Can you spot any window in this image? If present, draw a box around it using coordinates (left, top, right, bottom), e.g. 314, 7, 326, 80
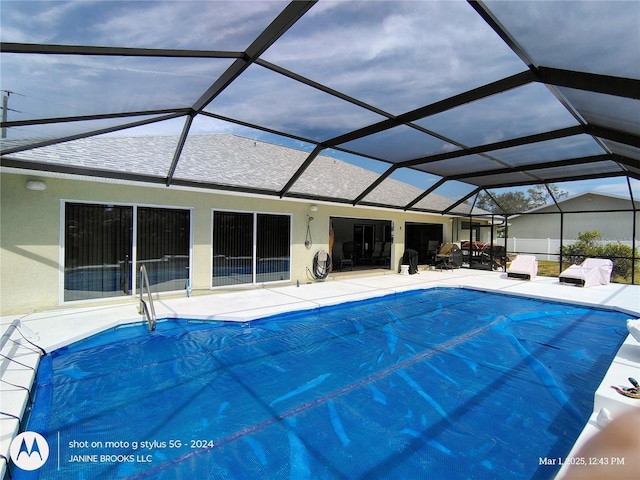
63, 203, 191, 301
212, 211, 291, 287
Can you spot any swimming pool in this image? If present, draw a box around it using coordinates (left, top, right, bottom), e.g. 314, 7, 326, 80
18, 288, 628, 479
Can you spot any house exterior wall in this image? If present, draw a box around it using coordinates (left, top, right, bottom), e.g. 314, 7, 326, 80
508, 195, 637, 241
1, 172, 449, 315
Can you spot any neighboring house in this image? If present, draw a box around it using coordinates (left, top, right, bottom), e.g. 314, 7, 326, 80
1, 134, 490, 315
507, 192, 638, 241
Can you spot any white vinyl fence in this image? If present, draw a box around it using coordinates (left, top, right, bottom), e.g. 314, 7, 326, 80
495, 238, 636, 261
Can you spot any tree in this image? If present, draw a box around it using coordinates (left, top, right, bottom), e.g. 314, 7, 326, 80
475, 184, 568, 214
527, 184, 568, 208
476, 191, 530, 214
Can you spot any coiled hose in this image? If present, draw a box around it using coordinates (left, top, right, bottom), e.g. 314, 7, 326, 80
312, 250, 332, 280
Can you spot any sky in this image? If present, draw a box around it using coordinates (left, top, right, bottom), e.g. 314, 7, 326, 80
1, 1, 638, 204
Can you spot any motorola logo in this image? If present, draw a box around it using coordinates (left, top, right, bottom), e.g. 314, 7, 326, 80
10, 432, 50, 471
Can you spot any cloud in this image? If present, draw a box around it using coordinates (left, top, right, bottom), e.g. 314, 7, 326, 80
560, 177, 633, 199
3, 1, 525, 134
90, 1, 287, 50
206, 64, 385, 140
0, 1, 88, 42
261, 1, 524, 115
484, 0, 640, 78
1, 51, 232, 121
1, 1, 288, 50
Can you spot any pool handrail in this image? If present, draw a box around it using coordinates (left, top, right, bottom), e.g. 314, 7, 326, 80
138, 265, 157, 331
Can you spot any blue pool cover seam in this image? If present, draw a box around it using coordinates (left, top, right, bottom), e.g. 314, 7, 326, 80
123, 315, 509, 480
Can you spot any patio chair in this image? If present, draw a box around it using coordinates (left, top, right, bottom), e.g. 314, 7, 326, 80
435, 243, 462, 270
426, 240, 440, 265
559, 258, 613, 287
372, 242, 384, 264
331, 241, 353, 271
379, 242, 391, 267
343, 241, 355, 264
506, 255, 538, 280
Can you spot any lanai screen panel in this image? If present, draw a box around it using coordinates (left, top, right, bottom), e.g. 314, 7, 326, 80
204, 64, 387, 143
484, 0, 640, 78
361, 168, 444, 209
261, 0, 526, 115
558, 88, 640, 136
0, 115, 180, 153
4, 127, 183, 178
175, 133, 311, 192
415, 83, 580, 148
603, 142, 640, 163
339, 125, 461, 163
485, 136, 607, 168
288, 153, 386, 202
416, 154, 506, 179
1, 54, 235, 119
0, 1, 289, 50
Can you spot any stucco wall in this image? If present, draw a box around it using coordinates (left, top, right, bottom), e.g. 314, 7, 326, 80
1, 172, 448, 315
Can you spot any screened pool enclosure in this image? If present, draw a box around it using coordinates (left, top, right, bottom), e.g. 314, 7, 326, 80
1, 1, 639, 285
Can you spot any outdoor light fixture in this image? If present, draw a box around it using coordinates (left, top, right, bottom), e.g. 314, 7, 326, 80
26, 180, 47, 191
310, 205, 318, 212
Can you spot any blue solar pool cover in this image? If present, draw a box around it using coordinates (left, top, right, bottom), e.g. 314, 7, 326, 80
18, 288, 629, 479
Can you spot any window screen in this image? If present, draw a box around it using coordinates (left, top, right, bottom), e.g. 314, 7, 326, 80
213, 211, 291, 286
64, 203, 133, 301
137, 207, 190, 293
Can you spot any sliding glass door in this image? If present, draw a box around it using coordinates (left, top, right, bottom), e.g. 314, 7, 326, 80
256, 214, 291, 283
64, 203, 191, 301
212, 211, 291, 287
64, 203, 133, 301
212, 211, 253, 286
137, 207, 190, 293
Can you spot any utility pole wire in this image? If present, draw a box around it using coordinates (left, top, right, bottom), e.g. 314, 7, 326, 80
1, 90, 24, 138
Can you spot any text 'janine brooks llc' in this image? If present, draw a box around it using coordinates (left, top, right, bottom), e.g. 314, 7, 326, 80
67, 438, 216, 464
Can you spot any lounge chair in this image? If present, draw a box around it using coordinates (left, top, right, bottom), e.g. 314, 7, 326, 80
559, 258, 613, 287
506, 255, 538, 280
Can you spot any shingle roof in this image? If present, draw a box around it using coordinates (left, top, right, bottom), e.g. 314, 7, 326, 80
513, 191, 639, 216
5, 133, 480, 215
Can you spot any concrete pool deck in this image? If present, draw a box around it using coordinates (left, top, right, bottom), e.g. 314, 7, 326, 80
2, 268, 639, 478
